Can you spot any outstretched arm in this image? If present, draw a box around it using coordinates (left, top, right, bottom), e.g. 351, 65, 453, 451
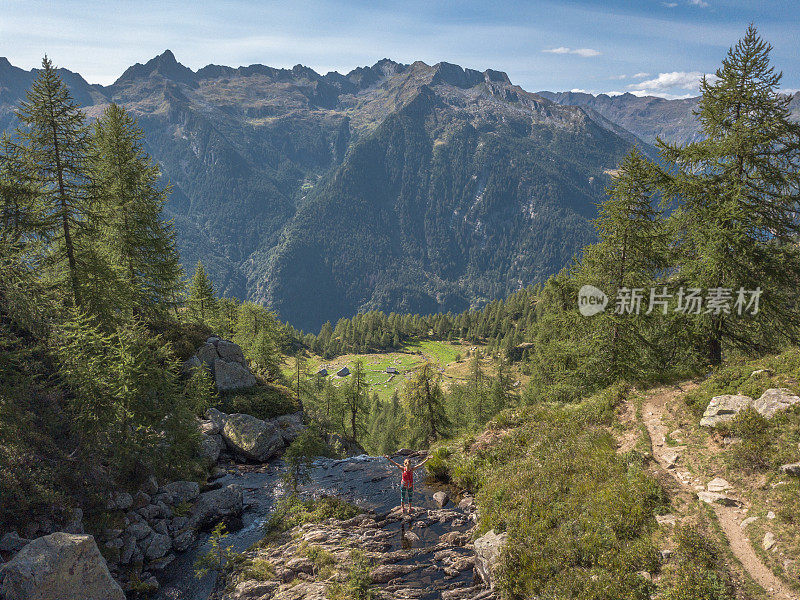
411, 455, 431, 471
384, 455, 403, 469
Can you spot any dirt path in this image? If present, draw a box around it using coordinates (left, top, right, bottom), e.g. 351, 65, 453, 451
642, 384, 798, 600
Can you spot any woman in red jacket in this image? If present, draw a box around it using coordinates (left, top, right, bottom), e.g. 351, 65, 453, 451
385, 454, 430, 514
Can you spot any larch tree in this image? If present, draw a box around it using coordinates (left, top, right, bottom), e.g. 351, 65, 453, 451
91, 103, 184, 319
13, 56, 94, 308
403, 362, 449, 445
659, 25, 800, 364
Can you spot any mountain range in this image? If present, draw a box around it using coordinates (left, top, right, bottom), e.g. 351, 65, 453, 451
4, 52, 795, 330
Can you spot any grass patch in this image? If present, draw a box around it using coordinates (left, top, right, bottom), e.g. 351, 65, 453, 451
428, 383, 668, 599
238, 557, 276, 581
262, 495, 361, 539
327, 549, 375, 600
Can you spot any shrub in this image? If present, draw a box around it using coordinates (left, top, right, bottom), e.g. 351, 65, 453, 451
217, 384, 300, 420
726, 407, 772, 472
327, 549, 374, 600
263, 496, 361, 538
660, 525, 735, 600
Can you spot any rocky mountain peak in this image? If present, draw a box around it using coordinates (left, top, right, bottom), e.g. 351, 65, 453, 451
114, 49, 196, 86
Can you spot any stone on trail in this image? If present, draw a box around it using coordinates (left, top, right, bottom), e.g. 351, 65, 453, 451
697, 491, 742, 507
433, 491, 450, 507
740, 516, 759, 528
706, 477, 730, 492
0, 533, 125, 600
700, 394, 754, 428
763, 531, 776, 551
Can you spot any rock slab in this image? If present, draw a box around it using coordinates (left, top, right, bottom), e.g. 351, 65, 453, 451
0, 533, 125, 600
473, 529, 507, 590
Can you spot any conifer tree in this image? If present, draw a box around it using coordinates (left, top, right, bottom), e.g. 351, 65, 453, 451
188, 261, 217, 323
13, 57, 94, 308
403, 362, 449, 445
91, 103, 184, 319
343, 361, 368, 442
579, 147, 666, 379
659, 25, 800, 363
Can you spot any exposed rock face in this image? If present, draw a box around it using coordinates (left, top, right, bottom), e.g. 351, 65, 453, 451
700, 395, 754, 428
187, 484, 244, 530
184, 338, 256, 392
199, 433, 226, 463
0, 533, 125, 600
473, 529, 508, 589
701, 389, 800, 427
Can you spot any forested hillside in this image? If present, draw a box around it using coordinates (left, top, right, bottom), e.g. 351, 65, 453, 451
1, 53, 642, 330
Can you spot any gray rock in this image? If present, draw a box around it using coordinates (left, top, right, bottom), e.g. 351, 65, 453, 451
142, 476, 159, 496
143, 532, 171, 560
370, 563, 418, 583
753, 388, 800, 418
0, 533, 125, 600
706, 477, 730, 492
780, 463, 800, 476
127, 522, 153, 541
199, 418, 220, 436
433, 491, 450, 507
458, 496, 475, 510
0, 531, 29, 554
697, 491, 742, 507
196, 342, 220, 372
216, 340, 247, 366
199, 433, 226, 464
214, 359, 257, 391
763, 531, 776, 551
187, 484, 244, 530
159, 480, 200, 505
741, 516, 759, 528
206, 407, 228, 431
181, 354, 202, 375
153, 520, 169, 536
172, 528, 197, 552
221, 412, 284, 461
700, 394, 754, 428
473, 529, 507, 590
132, 490, 151, 509
226, 581, 280, 600
120, 534, 136, 565
64, 508, 84, 534
275, 412, 306, 444
107, 491, 133, 511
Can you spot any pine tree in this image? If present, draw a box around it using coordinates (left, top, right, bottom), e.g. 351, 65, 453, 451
188, 261, 217, 323
403, 362, 449, 445
91, 103, 184, 319
659, 25, 800, 363
13, 57, 95, 309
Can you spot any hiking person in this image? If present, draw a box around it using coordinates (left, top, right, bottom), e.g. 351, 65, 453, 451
384, 453, 430, 514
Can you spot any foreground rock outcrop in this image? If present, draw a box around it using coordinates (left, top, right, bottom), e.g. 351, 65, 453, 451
203, 408, 305, 462
700, 388, 800, 428
473, 530, 508, 590
184, 337, 256, 391
0, 533, 125, 600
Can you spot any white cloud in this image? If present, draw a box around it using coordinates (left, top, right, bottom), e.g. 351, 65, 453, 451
610, 74, 627, 80
544, 47, 600, 57
570, 88, 590, 93
688, 0, 709, 7
632, 72, 650, 79
629, 71, 715, 92
662, 2, 678, 6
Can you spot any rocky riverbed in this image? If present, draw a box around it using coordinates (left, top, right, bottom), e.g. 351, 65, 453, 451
156, 453, 497, 600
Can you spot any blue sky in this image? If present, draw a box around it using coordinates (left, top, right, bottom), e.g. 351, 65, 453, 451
2, 0, 798, 97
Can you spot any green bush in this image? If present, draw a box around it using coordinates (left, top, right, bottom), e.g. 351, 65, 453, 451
661, 525, 735, 600
217, 384, 300, 420
726, 406, 772, 472
327, 549, 375, 600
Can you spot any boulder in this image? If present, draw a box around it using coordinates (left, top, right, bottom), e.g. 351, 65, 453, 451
275, 412, 306, 444
196, 342, 220, 372
753, 388, 800, 419
206, 407, 228, 432
199, 418, 220, 435
222, 413, 284, 461
763, 531, 776, 551
187, 484, 243, 530
216, 340, 247, 366
200, 433, 226, 464
172, 528, 197, 552
779, 463, 800, 476
181, 354, 202, 375
697, 491, 742, 507
127, 522, 154, 541
473, 529, 507, 589
0, 533, 125, 600
0, 531, 29, 554
700, 395, 754, 428
214, 359, 257, 392
143, 532, 171, 560
158, 481, 200, 506
226, 580, 280, 600
107, 491, 133, 511
433, 491, 450, 507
